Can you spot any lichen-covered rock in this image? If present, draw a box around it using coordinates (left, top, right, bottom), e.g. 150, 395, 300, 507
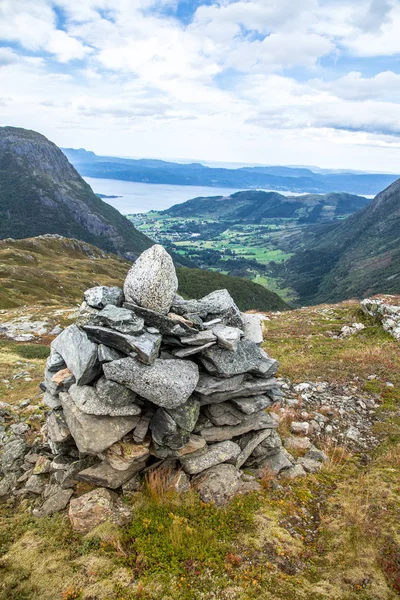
192, 464, 242, 505
103, 356, 199, 409
77, 460, 147, 489
68, 488, 131, 533
166, 397, 200, 432
180, 440, 240, 475
124, 245, 178, 314
51, 324, 101, 385
84, 286, 124, 309
197, 375, 278, 405
47, 410, 71, 443
200, 340, 279, 379
150, 409, 190, 450
230, 394, 273, 414
61, 392, 139, 454
101, 439, 150, 471
95, 376, 138, 407
205, 402, 245, 427
1, 437, 27, 472
69, 384, 141, 417
35, 488, 74, 516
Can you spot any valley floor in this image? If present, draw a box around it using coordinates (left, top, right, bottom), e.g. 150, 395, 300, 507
1, 300, 400, 600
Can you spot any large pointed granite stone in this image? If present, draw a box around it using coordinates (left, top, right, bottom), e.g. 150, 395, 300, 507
103, 356, 199, 409
124, 244, 178, 314
51, 324, 101, 385
60, 392, 139, 455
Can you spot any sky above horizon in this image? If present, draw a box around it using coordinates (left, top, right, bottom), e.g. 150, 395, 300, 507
1, 0, 400, 172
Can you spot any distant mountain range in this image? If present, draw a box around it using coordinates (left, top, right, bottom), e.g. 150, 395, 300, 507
164, 190, 370, 224
283, 178, 400, 304
63, 147, 399, 196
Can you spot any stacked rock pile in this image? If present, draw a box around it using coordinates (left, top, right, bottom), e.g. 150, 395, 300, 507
40, 245, 287, 506
361, 296, 400, 342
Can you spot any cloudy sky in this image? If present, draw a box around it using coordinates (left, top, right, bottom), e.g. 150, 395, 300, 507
1, 0, 400, 171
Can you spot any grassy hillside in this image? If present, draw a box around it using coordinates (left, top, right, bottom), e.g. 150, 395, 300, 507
0, 236, 288, 312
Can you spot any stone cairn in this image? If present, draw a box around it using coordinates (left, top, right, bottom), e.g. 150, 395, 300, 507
43, 244, 287, 508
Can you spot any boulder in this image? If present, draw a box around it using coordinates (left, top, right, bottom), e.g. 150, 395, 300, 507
61, 392, 139, 454
43, 391, 62, 409
166, 397, 200, 432
69, 384, 141, 417
25, 474, 45, 495
243, 430, 282, 466
230, 394, 273, 414
192, 464, 242, 505
35, 488, 74, 516
0, 473, 18, 497
150, 409, 190, 450
172, 289, 243, 327
200, 411, 277, 443
84, 286, 124, 309
180, 440, 241, 475
103, 356, 199, 409
200, 340, 279, 379
124, 245, 178, 314
257, 449, 294, 475
68, 488, 131, 533
242, 313, 264, 345
51, 324, 101, 385
78, 460, 147, 489
91, 304, 144, 334
1, 437, 27, 472
84, 326, 161, 365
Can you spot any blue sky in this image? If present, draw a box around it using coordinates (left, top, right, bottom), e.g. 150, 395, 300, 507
1, 0, 400, 171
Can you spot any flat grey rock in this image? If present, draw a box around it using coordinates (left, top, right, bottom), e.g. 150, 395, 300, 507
195, 373, 245, 396
95, 376, 138, 407
212, 324, 242, 351
98, 344, 124, 364
25, 474, 45, 495
205, 402, 246, 427
43, 391, 62, 409
103, 356, 199, 409
172, 342, 215, 358
235, 429, 272, 468
150, 434, 206, 459
132, 412, 153, 443
47, 410, 71, 443
56, 456, 97, 489
84, 286, 124, 309
197, 376, 279, 405
36, 488, 74, 516
78, 459, 147, 489
52, 324, 101, 385
180, 330, 216, 346
84, 326, 161, 365
242, 313, 264, 345
92, 304, 144, 334
0, 473, 17, 497
192, 463, 242, 505
124, 245, 178, 314
166, 397, 200, 432
280, 464, 306, 479
200, 339, 279, 379
61, 392, 139, 455
123, 302, 198, 336
150, 408, 190, 450
200, 411, 277, 443
69, 383, 141, 416
297, 457, 322, 473
258, 449, 294, 475
231, 394, 273, 414
172, 289, 244, 328
180, 440, 241, 475
242, 430, 282, 466
1, 438, 27, 472
46, 349, 66, 372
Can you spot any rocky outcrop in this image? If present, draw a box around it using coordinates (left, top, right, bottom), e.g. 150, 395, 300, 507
361, 296, 400, 341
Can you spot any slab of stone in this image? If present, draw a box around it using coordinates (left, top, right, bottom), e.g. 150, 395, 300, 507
290, 421, 310, 435
35, 488, 74, 516
91, 304, 144, 334
98, 344, 125, 364
197, 377, 279, 405
84, 326, 161, 365
212, 324, 242, 351
150, 409, 190, 450
200, 411, 277, 443
172, 342, 215, 358
180, 330, 216, 346
231, 394, 273, 414
46, 349, 66, 372
61, 392, 139, 455
78, 460, 146, 489
25, 474, 45, 495
69, 384, 141, 417
166, 397, 200, 432
132, 412, 153, 443
123, 302, 198, 336
235, 429, 272, 469
124, 245, 178, 314
56, 456, 98, 489
205, 402, 246, 427
43, 391, 62, 409
68, 488, 132, 533
280, 464, 306, 479
203, 318, 222, 329
180, 440, 240, 475
172, 289, 244, 328
52, 324, 101, 385
195, 373, 245, 396
1, 438, 27, 472
192, 464, 242, 505
0, 473, 17, 497
32, 456, 51, 475
243, 430, 282, 465
44, 367, 75, 396
168, 313, 195, 327
242, 313, 264, 345
297, 457, 323, 473
95, 376, 138, 407
258, 449, 294, 475
305, 447, 329, 463
285, 436, 312, 451
200, 340, 279, 379
151, 434, 206, 459
84, 286, 124, 309
103, 356, 199, 409
101, 439, 150, 471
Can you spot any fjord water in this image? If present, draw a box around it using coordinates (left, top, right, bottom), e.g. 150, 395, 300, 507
84, 176, 304, 214
84, 177, 245, 214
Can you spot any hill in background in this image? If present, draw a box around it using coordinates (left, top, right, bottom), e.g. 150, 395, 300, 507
0, 235, 288, 312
